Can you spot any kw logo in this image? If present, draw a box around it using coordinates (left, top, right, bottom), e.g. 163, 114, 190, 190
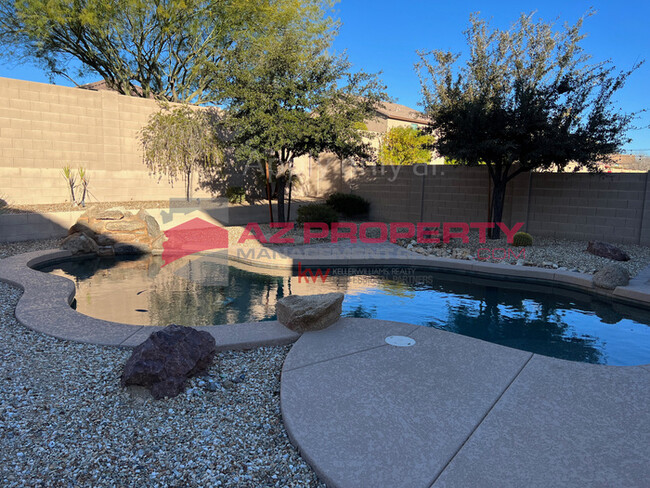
297, 262, 331, 283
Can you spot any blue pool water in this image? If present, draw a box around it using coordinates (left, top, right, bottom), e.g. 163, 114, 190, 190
39, 255, 650, 366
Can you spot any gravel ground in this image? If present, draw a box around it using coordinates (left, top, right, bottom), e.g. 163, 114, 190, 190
0, 200, 240, 215
225, 224, 650, 277
393, 233, 650, 277
0, 242, 325, 488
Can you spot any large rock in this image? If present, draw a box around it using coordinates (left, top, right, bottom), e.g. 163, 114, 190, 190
63, 207, 165, 255
587, 241, 630, 262
95, 208, 127, 220
121, 324, 216, 399
592, 264, 630, 290
61, 232, 100, 254
276, 293, 344, 333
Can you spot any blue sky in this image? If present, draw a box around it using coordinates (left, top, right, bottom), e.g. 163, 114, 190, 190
331, 0, 650, 153
1, 0, 648, 153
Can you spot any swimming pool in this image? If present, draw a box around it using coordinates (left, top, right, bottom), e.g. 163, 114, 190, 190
39, 254, 650, 366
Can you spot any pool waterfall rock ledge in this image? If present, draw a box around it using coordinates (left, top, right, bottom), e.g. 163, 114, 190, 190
63, 207, 165, 256
2, 242, 650, 351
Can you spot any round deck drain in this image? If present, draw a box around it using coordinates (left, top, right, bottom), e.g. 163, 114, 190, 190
385, 335, 416, 347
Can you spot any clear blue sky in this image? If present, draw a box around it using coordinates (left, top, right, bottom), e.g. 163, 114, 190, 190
1, 0, 648, 153
331, 0, 650, 154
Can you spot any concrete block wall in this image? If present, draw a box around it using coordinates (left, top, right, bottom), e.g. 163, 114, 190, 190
339, 165, 650, 245
420, 166, 488, 223
527, 173, 646, 243
0, 77, 211, 204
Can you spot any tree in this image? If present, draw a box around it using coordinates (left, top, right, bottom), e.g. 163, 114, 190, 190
220, 14, 387, 222
379, 126, 433, 165
417, 12, 642, 238
140, 105, 221, 200
0, 0, 326, 104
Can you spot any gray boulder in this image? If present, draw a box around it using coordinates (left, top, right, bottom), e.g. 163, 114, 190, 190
587, 241, 630, 262
592, 264, 630, 290
61, 232, 99, 254
121, 324, 216, 399
276, 293, 344, 333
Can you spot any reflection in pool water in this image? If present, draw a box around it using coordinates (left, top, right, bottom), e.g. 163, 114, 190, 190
39, 254, 650, 366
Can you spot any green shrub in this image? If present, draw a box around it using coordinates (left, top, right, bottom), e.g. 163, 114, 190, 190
325, 192, 370, 217
296, 203, 339, 227
512, 231, 533, 247
226, 186, 246, 204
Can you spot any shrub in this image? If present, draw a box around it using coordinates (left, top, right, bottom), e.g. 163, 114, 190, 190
296, 203, 339, 227
226, 186, 246, 204
512, 231, 533, 247
325, 192, 370, 217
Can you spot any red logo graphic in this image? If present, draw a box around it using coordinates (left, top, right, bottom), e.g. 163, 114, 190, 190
162, 218, 229, 266
297, 262, 331, 283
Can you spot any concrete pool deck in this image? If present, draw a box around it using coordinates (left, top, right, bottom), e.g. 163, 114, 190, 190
1, 244, 649, 487
283, 318, 650, 487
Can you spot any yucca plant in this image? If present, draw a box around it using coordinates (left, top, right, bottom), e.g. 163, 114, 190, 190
78, 167, 89, 207
62, 165, 76, 204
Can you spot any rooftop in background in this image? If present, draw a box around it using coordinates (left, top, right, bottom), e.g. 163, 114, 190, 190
375, 101, 428, 124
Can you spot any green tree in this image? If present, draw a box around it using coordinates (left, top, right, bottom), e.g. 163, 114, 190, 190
0, 0, 325, 103
140, 105, 221, 200
378, 126, 433, 165
417, 12, 642, 238
220, 13, 387, 222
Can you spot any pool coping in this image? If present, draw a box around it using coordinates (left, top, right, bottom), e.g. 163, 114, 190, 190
0, 244, 649, 362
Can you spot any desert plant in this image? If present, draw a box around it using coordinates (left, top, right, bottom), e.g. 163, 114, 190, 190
140, 105, 222, 201
296, 203, 339, 227
512, 232, 533, 247
62, 165, 76, 204
226, 186, 246, 204
78, 167, 89, 207
325, 192, 370, 217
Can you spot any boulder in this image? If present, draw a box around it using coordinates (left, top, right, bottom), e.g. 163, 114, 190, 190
587, 241, 630, 262
138, 209, 161, 236
61, 232, 100, 254
63, 207, 165, 255
276, 293, 344, 333
67, 222, 97, 240
592, 264, 630, 290
121, 324, 216, 399
95, 208, 126, 220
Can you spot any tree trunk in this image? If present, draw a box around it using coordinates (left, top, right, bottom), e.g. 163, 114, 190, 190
265, 160, 273, 223
287, 175, 293, 221
488, 179, 507, 239
287, 159, 294, 221
276, 173, 286, 223
185, 168, 193, 201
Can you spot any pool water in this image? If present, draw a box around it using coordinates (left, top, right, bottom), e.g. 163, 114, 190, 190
39, 254, 650, 366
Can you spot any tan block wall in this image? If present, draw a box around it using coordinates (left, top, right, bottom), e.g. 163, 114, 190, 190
304, 163, 650, 245
0, 77, 211, 204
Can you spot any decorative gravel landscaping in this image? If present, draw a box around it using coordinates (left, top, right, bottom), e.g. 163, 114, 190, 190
0, 241, 325, 488
394, 234, 650, 277
225, 224, 650, 277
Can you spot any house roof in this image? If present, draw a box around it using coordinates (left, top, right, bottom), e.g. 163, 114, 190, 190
376, 101, 429, 124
